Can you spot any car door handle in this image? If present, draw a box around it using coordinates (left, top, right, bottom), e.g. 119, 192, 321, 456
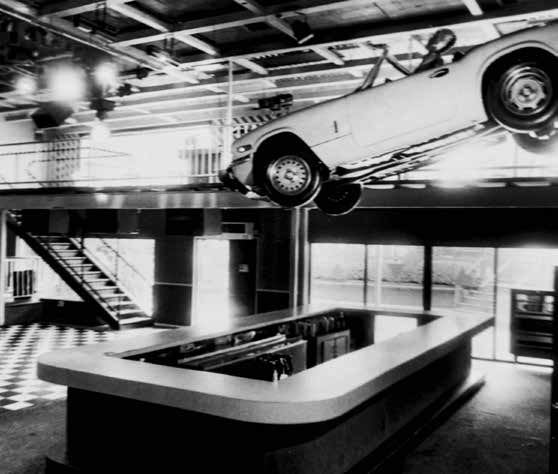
430, 68, 450, 78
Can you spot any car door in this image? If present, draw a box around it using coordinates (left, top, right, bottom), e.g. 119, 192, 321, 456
346, 65, 465, 154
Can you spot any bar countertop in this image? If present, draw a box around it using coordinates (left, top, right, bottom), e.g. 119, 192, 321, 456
38, 305, 492, 425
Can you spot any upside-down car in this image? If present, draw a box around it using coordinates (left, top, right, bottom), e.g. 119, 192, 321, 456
220, 22, 558, 215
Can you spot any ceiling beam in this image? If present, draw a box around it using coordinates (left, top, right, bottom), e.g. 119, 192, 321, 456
233, 58, 268, 75
41, 0, 126, 17
462, 0, 484, 16
0, 0, 201, 84
176, 0, 558, 68
103, 0, 267, 76
312, 46, 345, 66
111, 0, 365, 48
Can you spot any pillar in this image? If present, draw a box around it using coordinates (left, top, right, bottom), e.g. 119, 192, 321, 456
0, 210, 6, 326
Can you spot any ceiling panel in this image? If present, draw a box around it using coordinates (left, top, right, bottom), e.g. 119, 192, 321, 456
130, 0, 245, 22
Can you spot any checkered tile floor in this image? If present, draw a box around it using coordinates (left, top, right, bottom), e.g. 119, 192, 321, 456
0, 323, 116, 412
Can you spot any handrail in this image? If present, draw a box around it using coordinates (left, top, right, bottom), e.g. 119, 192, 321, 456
91, 237, 149, 286
69, 236, 151, 314
37, 236, 127, 315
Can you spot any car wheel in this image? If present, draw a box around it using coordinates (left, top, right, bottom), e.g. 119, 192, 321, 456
262, 151, 322, 208
513, 131, 558, 155
314, 183, 363, 216
485, 54, 558, 132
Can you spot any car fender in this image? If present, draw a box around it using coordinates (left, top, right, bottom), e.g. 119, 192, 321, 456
251, 126, 302, 151
475, 38, 558, 100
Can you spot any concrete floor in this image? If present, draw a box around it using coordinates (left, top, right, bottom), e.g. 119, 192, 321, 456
401, 360, 551, 474
0, 360, 551, 474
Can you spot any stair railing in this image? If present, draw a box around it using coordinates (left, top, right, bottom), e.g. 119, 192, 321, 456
35, 236, 124, 314
71, 237, 152, 315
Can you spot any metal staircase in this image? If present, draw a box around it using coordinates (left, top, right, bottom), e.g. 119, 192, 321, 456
8, 218, 152, 329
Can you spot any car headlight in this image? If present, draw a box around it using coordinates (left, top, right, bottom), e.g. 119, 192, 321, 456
236, 144, 252, 153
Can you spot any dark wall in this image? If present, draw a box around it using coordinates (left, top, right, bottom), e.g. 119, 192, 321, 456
153, 237, 194, 326
309, 208, 558, 247
18, 208, 294, 323
223, 210, 292, 313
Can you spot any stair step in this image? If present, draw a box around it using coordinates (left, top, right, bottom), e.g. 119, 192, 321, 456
88, 282, 116, 288
99, 292, 126, 298
105, 300, 135, 307
118, 316, 153, 328
86, 278, 112, 284
118, 308, 143, 316
93, 286, 121, 293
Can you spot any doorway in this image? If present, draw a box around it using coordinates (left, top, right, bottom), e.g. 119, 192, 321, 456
193, 238, 257, 329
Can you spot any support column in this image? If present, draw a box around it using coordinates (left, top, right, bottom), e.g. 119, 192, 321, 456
289, 209, 300, 308
222, 60, 234, 168
0, 210, 6, 326
423, 245, 433, 311
289, 209, 310, 308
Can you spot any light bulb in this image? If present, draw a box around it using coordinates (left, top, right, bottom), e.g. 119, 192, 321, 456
94, 62, 118, 89
15, 76, 37, 95
48, 65, 86, 102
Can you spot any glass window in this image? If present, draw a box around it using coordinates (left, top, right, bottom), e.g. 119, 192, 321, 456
310, 244, 365, 306
370, 245, 424, 308
432, 247, 495, 358
374, 315, 418, 343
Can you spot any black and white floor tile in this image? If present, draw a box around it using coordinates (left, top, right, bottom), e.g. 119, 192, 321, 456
0, 324, 115, 412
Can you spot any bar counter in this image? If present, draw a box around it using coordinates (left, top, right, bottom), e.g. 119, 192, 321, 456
38, 305, 492, 473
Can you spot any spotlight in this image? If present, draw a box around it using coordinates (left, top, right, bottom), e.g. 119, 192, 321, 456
90, 118, 111, 141
94, 62, 118, 89
292, 19, 314, 45
89, 97, 115, 120
15, 76, 37, 95
135, 67, 149, 80
48, 65, 86, 102
117, 83, 137, 97
257, 93, 293, 111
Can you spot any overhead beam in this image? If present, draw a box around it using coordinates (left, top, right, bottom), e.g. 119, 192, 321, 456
462, 0, 484, 16
312, 46, 345, 66
233, 58, 268, 75
0, 0, 201, 84
108, 2, 168, 31
176, 0, 558, 68
104, 0, 266, 76
112, 0, 364, 47
41, 0, 125, 17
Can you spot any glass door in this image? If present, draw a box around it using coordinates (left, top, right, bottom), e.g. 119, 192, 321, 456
193, 239, 230, 329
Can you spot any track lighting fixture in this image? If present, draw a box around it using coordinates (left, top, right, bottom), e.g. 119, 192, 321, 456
292, 19, 314, 45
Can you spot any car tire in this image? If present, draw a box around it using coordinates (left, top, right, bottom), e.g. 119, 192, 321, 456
262, 150, 322, 208
314, 183, 363, 216
485, 52, 558, 133
513, 131, 558, 155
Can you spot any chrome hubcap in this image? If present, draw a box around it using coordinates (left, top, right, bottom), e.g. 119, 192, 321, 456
267, 155, 311, 195
501, 65, 552, 116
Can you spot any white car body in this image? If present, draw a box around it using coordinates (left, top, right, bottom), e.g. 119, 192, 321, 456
225, 22, 558, 194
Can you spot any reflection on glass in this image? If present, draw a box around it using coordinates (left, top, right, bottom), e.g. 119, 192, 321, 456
310, 244, 365, 306
369, 245, 423, 308
374, 315, 418, 343
432, 247, 495, 358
